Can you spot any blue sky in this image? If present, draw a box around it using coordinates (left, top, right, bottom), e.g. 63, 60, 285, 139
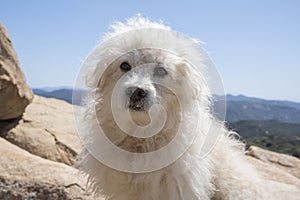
1, 1, 299, 101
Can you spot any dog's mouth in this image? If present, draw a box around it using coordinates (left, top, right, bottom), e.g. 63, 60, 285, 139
128, 100, 147, 111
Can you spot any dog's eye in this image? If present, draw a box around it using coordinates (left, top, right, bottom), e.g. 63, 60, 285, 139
120, 62, 132, 72
154, 66, 168, 77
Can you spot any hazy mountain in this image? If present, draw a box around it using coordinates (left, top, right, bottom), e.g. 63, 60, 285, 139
224, 95, 300, 124
226, 94, 300, 111
36, 86, 73, 92
32, 88, 86, 105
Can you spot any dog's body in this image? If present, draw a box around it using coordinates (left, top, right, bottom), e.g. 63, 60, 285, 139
77, 16, 299, 199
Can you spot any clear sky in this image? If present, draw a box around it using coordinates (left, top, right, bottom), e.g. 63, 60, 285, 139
1, 0, 299, 102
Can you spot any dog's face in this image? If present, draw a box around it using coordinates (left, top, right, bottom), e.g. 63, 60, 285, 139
93, 48, 200, 152
97, 49, 194, 125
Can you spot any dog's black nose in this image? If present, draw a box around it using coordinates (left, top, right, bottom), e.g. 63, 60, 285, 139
127, 87, 148, 111
131, 87, 147, 100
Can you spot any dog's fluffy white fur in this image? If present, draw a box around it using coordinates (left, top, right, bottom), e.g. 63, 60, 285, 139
77, 16, 299, 200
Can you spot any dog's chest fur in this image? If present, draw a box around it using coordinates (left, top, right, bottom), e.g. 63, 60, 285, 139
81, 144, 215, 200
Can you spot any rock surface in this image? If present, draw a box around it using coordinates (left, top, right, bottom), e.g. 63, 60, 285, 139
0, 137, 97, 200
248, 145, 300, 179
246, 156, 300, 188
0, 22, 33, 120
0, 95, 82, 166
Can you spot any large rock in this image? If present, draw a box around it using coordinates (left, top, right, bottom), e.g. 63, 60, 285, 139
0, 22, 33, 120
0, 95, 82, 166
248, 145, 300, 179
0, 137, 99, 200
246, 156, 300, 188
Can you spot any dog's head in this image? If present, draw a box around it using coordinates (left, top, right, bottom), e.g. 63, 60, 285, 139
80, 16, 215, 153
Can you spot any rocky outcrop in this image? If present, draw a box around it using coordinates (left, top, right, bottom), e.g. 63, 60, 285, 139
247, 145, 300, 179
0, 137, 97, 200
0, 22, 99, 199
0, 22, 33, 120
0, 95, 82, 166
246, 156, 300, 188
0, 95, 104, 199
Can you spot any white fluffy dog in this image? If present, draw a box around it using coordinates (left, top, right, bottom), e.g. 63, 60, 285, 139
76, 16, 299, 200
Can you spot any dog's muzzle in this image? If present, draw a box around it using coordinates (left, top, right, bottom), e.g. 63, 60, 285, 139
127, 87, 148, 111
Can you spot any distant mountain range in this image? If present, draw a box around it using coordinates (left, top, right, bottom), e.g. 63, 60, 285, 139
32, 88, 86, 106
225, 94, 300, 124
32, 88, 300, 158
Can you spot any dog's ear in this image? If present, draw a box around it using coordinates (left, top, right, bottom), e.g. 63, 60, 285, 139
97, 77, 105, 89
97, 63, 119, 90
175, 61, 190, 77
175, 61, 208, 101
97, 74, 106, 89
